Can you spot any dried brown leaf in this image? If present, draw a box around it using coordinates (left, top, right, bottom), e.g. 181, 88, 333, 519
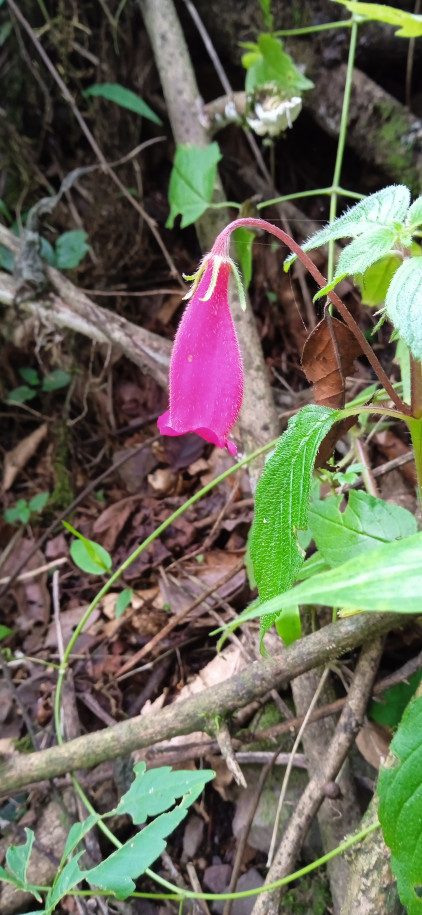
302, 316, 362, 409
3, 423, 48, 491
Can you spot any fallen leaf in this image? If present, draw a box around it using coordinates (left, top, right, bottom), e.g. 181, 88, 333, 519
3, 423, 48, 491
302, 316, 361, 408
356, 718, 391, 769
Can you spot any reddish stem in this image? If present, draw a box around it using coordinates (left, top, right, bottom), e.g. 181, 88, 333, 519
214, 218, 411, 417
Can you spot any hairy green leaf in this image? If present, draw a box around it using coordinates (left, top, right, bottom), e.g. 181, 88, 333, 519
334, 227, 397, 280
285, 185, 410, 268
308, 490, 417, 567
407, 195, 422, 229
233, 226, 255, 288
166, 143, 222, 229
83, 82, 162, 125
242, 531, 422, 621
249, 404, 341, 640
333, 0, 422, 37
356, 253, 401, 306
385, 257, 422, 362
378, 695, 422, 913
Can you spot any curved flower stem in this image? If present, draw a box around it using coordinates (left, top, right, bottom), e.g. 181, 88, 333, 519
213, 216, 411, 417
53, 437, 278, 743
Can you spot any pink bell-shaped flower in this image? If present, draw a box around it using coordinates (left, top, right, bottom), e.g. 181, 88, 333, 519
158, 255, 243, 455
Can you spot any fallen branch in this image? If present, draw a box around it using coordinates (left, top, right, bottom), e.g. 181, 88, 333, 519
0, 613, 403, 795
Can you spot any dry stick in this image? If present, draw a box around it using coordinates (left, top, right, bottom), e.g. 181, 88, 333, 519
0, 435, 160, 600
0, 613, 403, 795
6, 0, 182, 283
250, 636, 385, 915
117, 558, 245, 677
267, 667, 330, 868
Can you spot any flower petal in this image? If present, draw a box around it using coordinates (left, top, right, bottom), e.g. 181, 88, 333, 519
158, 258, 243, 453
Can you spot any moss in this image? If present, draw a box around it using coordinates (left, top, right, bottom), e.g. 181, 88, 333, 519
282, 871, 331, 914
49, 422, 74, 511
370, 100, 420, 193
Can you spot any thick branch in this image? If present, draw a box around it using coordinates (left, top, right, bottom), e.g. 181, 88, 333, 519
0, 613, 403, 795
0, 224, 171, 389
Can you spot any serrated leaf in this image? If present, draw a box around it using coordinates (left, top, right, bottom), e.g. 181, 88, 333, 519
6, 828, 34, 886
378, 695, 422, 913
244, 33, 313, 94
407, 195, 422, 229
233, 226, 255, 288
356, 253, 401, 306
385, 257, 422, 361
249, 404, 341, 640
166, 142, 222, 229
308, 490, 417, 567
70, 539, 112, 575
285, 186, 410, 268
42, 369, 71, 392
83, 82, 162, 125
55, 230, 90, 270
241, 531, 422, 623
115, 588, 133, 618
333, 227, 397, 281
333, 1, 422, 37
115, 762, 214, 824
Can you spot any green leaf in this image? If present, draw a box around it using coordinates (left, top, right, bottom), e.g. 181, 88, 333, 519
70, 539, 112, 575
333, 227, 397, 282
83, 82, 162, 125
308, 490, 417, 567
285, 185, 410, 268
6, 828, 34, 886
385, 257, 422, 362
40, 236, 57, 266
166, 142, 222, 229
241, 531, 422, 623
55, 230, 90, 269
42, 369, 71, 392
45, 853, 85, 910
258, 0, 274, 30
333, 1, 422, 37
0, 244, 14, 271
395, 337, 411, 404
6, 385, 38, 404
115, 588, 133, 618
63, 814, 100, 859
378, 695, 422, 913
28, 492, 49, 513
407, 195, 422, 229
64, 522, 112, 574
4, 500, 31, 524
295, 552, 330, 581
115, 761, 214, 823
370, 668, 422, 728
249, 404, 341, 640
355, 253, 401, 306
19, 367, 39, 386
244, 33, 313, 94
275, 604, 301, 645
233, 226, 255, 288
0, 624, 13, 640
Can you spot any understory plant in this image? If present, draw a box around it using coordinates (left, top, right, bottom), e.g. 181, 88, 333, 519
3, 1, 422, 913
